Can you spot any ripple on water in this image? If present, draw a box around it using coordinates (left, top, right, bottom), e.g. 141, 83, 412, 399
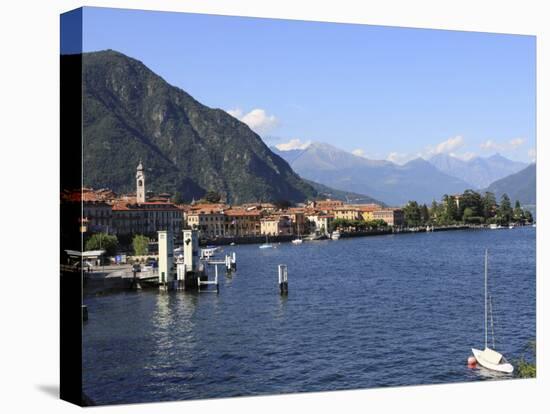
83, 228, 536, 404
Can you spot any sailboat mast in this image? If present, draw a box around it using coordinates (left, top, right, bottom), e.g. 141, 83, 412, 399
485, 249, 488, 349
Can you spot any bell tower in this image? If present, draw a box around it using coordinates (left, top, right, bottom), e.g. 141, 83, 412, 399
136, 161, 146, 203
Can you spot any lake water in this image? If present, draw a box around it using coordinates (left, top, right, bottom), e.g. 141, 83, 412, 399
83, 227, 536, 405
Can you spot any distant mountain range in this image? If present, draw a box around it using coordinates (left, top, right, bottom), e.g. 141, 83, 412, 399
428, 153, 527, 189
272, 143, 473, 205
484, 163, 536, 205
79, 50, 319, 204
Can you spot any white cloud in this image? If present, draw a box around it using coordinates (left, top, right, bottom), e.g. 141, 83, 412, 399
275, 139, 311, 151
226, 107, 279, 134
480, 137, 525, 152
425, 135, 465, 157
386, 135, 466, 165
351, 148, 366, 157
226, 108, 243, 118
450, 151, 478, 161
386, 152, 419, 164
528, 147, 536, 161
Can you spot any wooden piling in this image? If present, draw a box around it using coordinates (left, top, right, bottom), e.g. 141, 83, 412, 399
82, 305, 88, 322
278, 264, 288, 295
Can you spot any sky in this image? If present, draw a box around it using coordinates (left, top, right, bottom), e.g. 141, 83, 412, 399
80, 7, 536, 164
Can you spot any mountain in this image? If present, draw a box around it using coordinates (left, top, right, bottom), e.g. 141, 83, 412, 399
79, 50, 317, 204
303, 179, 385, 206
429, 153, 528, 188
273, 143, 471, 205
484, 163, 536, 205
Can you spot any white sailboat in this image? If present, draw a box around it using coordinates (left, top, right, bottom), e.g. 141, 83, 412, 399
471, 249, 514, 374
259, 235, 273, 249
292, 227, 303, 244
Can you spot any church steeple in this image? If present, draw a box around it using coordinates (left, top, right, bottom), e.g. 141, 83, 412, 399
136, 160, 145, 203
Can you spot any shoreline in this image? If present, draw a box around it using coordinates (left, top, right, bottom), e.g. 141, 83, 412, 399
198, 224, 532, 246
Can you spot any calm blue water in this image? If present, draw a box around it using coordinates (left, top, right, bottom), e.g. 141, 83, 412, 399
83, 227, 536, 405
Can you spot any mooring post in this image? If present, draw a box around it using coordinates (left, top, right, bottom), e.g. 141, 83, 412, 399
82, 305, 88, 322
232, 252, 237, 271
215, 264, 219, 293
278, 264, 288, 295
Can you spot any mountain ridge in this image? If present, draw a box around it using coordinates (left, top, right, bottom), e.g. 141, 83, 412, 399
80, 50, 319, 204
272, 144, 472, 205
484, 163, 536, 205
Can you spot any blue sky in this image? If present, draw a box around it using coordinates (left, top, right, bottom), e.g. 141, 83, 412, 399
81, 7, 536, 164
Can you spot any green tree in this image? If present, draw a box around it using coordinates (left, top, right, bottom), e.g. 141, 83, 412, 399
442, 194, 458, 224
403, 201, 422, 227
132, 234, 149, 256
460, 190, 483, 218
499, 193, 513, 224
513, 200, 525, 222
420, 204, 430, 225
515, 340, 536, 379
204, 191, 221, 203
462, 207, 474, 222
482, 192, 497, 221
524, 210, 534, 223
172, 191, 183, 204
85, 233, 118, 256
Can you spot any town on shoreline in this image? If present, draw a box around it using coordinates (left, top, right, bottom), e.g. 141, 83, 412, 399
62, 162, 535, 261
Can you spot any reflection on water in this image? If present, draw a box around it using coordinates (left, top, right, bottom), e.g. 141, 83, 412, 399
83, 228, 535, 405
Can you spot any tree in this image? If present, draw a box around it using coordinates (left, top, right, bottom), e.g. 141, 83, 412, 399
85, 233, 118, 256
462, 207, 474, 222
482, 192, 497, 221
132, 234, 149, 256
420, 204, 430, 225
515, 340, 536, 378
274, 199, 292, 210
460, 190, 483, 218
513, 200, 525, 222
403, 201, 422, 227
172, 191, 183, 204
499, 193, 513, 224
442, 194, 458, 224
204, 191, 221, 203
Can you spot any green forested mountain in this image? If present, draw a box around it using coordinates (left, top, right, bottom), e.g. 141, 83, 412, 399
79, 50, 317, 204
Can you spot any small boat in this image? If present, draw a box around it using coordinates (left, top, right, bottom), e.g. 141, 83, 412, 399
259, 235, 273, 249
331, 231, 341, 240
508, 224, 514, 229
200, 246, 219, 259
292, 229, 303, 244
471, 249, 514, 374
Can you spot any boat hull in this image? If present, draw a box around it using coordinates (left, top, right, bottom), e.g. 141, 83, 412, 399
472, 348, 514, 374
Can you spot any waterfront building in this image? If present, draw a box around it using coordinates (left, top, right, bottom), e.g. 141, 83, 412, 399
83, 201, 113, 233
306, 213, 334, 235
333, 207, 362, 221
356, 204, 382, 221
286, 208, 307, 235
112, 201, 183, 236
224, 208, 262, 236
261, 215, 292, 236
186, 207, 226, 238
372, 208, 405, 226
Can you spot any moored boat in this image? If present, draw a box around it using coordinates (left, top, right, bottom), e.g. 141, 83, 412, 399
470, 249, 514, 374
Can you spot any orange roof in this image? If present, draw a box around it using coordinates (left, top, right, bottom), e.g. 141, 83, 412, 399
224, 208, 261, 217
